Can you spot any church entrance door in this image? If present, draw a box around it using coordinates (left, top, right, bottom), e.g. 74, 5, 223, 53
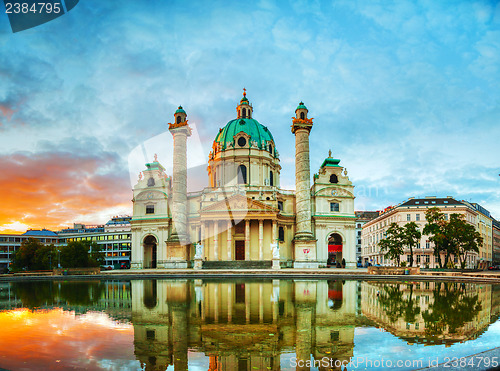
235, 240, 245, 260
144, 235, 157, 269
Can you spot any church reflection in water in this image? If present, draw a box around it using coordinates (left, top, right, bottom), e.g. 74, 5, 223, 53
132, 279, 358, 371
1, 278, 498, 370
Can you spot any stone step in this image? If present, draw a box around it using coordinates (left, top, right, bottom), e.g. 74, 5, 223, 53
202, 260, 272, 269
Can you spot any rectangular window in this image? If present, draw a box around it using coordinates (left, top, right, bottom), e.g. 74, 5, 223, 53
444, 214, 448, 220
407, 214, 411, 221
417, 255, 421, 263
425, 255, 430, 263
146, 205, 155, 214
407, 255, 411, 263
330, 202, 339, 212
416, 214, 420, 221
426, 241, 430, 249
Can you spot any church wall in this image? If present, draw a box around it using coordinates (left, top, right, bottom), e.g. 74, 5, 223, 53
263, 221, 272, 260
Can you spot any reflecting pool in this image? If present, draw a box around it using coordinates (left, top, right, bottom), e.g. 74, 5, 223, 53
0, 279, 499, 370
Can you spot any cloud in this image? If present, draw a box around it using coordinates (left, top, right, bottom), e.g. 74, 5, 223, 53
1, 0, 500, 228
0, 149, 131, 233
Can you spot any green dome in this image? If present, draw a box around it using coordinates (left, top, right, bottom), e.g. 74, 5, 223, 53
175, 106, 186, 114
214, 118, 275, 151
296, 102, 307, 111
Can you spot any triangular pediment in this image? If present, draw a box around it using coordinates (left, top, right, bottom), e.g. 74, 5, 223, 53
200, 194, 276, 214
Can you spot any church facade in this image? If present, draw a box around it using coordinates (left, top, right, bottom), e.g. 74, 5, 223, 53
130, 92, 356, 269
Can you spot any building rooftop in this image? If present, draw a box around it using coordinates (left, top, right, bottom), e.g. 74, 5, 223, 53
22, 229, 58, 237
399, 197, 463, 207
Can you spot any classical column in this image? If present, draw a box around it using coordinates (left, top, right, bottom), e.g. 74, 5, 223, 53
291, 102, 318, 268
245, 284, 250, 323
272, 220, 277, 244
259, 219, 264, 260
259, 283, 263, 323
201, 222, 206, 250
213, 221, 219, 261
245, 219, 250, 260
214, 284, 219, 323
228, 284, 233, 323
227, 220, 232, 260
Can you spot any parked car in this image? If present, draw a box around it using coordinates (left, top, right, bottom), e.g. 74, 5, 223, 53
101, 265, 114, 270
487, 265, 500, 270
120, 261, 130, 269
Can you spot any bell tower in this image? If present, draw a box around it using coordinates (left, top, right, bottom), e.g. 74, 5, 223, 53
291, 102, 318, 268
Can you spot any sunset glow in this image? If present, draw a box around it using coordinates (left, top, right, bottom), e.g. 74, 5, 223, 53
0, 308, 136, 370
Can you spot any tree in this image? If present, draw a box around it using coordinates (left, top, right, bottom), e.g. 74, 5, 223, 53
424, 208, 482, 270
10, 238, 56, 271
60, 240, 103, 268
423, 207, 447, 268
446, 214, 482, 269
379, 223, 405, 266
403, 222, 422, 267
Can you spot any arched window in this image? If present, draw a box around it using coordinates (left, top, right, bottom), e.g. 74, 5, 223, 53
278, 226, 285, 241
268, 144, 273, 153
270, 171, 274, 186
237, 165, 247, 184
176, 115, 181, 124
147, 177, 155, 187
330, 174, 338, 184
300, 112, 305, 119
242, 108, 246, 118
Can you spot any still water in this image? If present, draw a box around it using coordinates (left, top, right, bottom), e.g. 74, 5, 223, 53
0, 279, 499, 371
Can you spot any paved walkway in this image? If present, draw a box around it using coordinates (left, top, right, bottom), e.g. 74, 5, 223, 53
2, 268, 500, 282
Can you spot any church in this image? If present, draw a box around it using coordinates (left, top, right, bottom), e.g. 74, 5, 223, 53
130, 91, 357, 269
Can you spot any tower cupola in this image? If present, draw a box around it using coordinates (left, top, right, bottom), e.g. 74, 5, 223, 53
237, 88, 253, 119
295, 101, 308, 120
172, 106, 187, 127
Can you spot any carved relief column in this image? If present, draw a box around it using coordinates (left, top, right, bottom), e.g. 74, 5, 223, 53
166, 106, 191, 268
259, 219, 264, 260
291, 102, 318, 268
245, 219, 250, 260
227, 220, 232, 260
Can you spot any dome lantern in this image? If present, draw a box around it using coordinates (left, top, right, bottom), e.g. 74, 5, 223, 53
237, 88, 253, 119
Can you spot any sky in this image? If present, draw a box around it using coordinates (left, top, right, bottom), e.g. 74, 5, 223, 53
1, 0, 500, 233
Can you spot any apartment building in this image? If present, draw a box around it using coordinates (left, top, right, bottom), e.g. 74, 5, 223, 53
361, 197, 479, 268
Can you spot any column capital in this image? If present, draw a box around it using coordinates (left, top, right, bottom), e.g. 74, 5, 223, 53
291, 117, 313, 134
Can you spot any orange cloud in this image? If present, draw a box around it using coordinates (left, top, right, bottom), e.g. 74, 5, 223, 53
0, 309, 136, 370
0, 152, 132, 233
